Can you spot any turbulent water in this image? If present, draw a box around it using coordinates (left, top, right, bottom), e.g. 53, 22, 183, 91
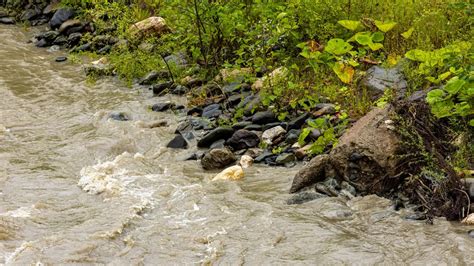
1, 25, 473, 265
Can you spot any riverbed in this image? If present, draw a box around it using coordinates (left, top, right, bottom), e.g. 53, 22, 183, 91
1, 25, 473, 265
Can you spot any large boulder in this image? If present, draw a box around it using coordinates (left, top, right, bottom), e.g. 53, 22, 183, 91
290, 106, 401, 194
129, 16, 169, 38
201, 148, 236, 170
361, 66, 407, 100
49, 8, 75, 29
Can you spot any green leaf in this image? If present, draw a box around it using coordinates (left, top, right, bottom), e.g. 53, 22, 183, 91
374, 21, 397, 32
324, 38, 353, 55
469, 119, 474, 127
354, 32, 372, 46
371, 32, 385, 42
338, 20, 362, 31
426, 89, 445, 104
368, 42, 384, 51
332, 62, 355, 84
444, 77, 466, 95
401, 27, 414, 39
405, 49, 429, 62
276, 12, 287, 20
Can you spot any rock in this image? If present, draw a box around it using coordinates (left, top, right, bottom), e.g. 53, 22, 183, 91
37, 30, 59, 43
227, 93, 248, 107
109, 112, 130, 121
232, 121, 252, 130
139, 71, 160, 85
210, 139, 226, 149
47, 45, 60, 52
464, 178, 474, 199
55, 56, 67, 62
53, 35, 67, 45
362, 66, 408, 100
151, 81, 174, 95
263, 122, 283, 131
20, 8, 41, 21
315, 178, 340, 196
241, 94, 261, 116
0, 17, 14, 24
35, 39, 48, 47
469, 230, 474, 238
67, 32, 82, 46
276, 153, 296, 166
202, 104, 222, 119
187, 107, 203, 116
239, 155, 254, 169
58, 19, 81, 34
223, 82, 241, 94
49, 8, 75, 29
226, 129, 260, 150
245, 148, 263, 159
151, 102, 174, 112
201, 148, 236, 170
288, 113, 309, 130
286, 129, 301, 144
290, 154, 330, 193
251, 67, 288, 91
197, 127, 234, 148
164, 53, 187, 66
244, 124, 262, 131
462, 213, 474, 225
129, 16, 169, 38
254, 150, 273, 163
83, 61, 112, 76
312, 103, 336, 117
262, 126, 286, 145
171, 85, 188, 95
97, 45, 112, 54
287, 191, 326, 205
72, 42, 91, 52
295, 144, 312, 160
215, 68, 252, 83
308, 128, 321, 141
137, 120, 168, 128
166, 134, 188, 149
212, 165, 244, 181
43, 2, 59, 16
181, 76, 203, 88
252, 111, 277, 125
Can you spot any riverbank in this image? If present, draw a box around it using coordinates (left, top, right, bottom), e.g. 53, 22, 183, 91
1, 0, 473, 222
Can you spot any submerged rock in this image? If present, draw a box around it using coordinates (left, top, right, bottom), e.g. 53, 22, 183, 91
109, 112, 130, 121
201, 148, 236, 170
287, 191, 326, 205
212, 165, 244, 181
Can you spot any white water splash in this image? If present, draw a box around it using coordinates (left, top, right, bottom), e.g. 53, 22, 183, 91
0, 206, 33, 218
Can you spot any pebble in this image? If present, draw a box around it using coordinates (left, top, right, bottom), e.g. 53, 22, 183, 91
55, 56, 67, 62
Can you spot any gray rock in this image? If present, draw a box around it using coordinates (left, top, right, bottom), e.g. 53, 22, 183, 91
312, 103, 336, 117
262, 126, 286, 145
35, 38, 49, 47
232, 121, 252, 130
55, 56, 67, 62
287, 191, 326, 205
67, 32, 82, 46
464, 178, 474, 199
276, 153, 296, 165
167, 134, 188, 149
468, 230, 474, 238
139, 71, 160, 85
151, 102, 174, 112
49, 8, 75, 29
20, 8, 40, 21
226, 129, 260, 150
109, 112, 130, 121
0, 17, 14, 24
197, 127, 234, 148
223, 82, 241, 94
58, 19, 82, 34
286, 129, 301, 144
202, 104, 222, 119
151, 81, 174, 95
288, 113, 309, 130
244, 124, 262, 131
290, 154, 330, 193
252, 111, 277, 125
53, 35, 67, 45
254, 150, 273, 163
164, 53, 187, 66
171, 85, 188, 95
362, 66, 407, 100
210, 139, 226, 149
201, 148, 236, 170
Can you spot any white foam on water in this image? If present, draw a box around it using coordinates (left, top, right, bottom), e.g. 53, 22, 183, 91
0, 206, 33, 218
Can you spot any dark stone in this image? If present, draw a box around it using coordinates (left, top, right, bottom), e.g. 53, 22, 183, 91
43, 2, 58, 16
276, 153, 296, 165
73, 42, 91, 52
38, 31, 59, 43
232, 121, 252, 130
139, 71, 160, 85
341, 181, 357, 196
58, 19, 82, 34
151, 81, 174, 95
210, 139, 226, 149
49, 8, 75, 29
187, 107, 203, 116
243, 95, 262, 116
55, 56, 67, 62
67, 32, 82, 46
244, 124, 262, 131
166, 134, 188, 149
64, 25, 84, 36
226, 129, 260, 150
171, 85, 188, 95
109, 112, 130, 121
202, 104, 222, 119
312, 103, 336, 117
252, 111, 277, 125
408, 90, 426, 103
35, 39, 49, 47
227, 93, 248, 107
308, 129, 321, 141
404, 212, 427, 221
30, 18, 49, 26
287, 191, 326, 205
0, 17, 14, 24
52, 35, 67, 45
97, 45, 111, 54
223, 82, 241, 94
20, 8, 41, 21
254, 150, 273, 163
290, 154, 330, 193
197, 127, 234, 148
286, 129, 301, 144
201, 148, 236, 170
288, 113, 309, 130
263, 122, 282, 131
468, 230, 474, 238
152, 102, 175, 112
264, 155, 278, 165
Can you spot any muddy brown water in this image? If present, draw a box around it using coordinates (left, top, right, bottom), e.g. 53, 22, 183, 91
1, 25, 473, 265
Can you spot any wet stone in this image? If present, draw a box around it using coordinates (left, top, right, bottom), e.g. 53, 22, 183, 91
197, 127, 234, 148
287, 191, 326, 205
201, 148, 236, 170
0, 17, 15, 24
288, 113, 309, 130
210, 139, 226, 149
109, 112, 130, 121
55, 56, 67, 62
167, 134, 188, 149
252, 111, 277, 125
152, 102, 175, 112
202, 104, 222, 119
276, 153, 296, 166
226, 129, 260, 150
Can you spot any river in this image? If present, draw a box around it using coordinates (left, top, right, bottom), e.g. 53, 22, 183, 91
0, 25, 473, 265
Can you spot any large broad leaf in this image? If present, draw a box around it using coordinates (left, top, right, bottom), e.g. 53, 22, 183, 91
401, 27, 414, 39
354, 32, 372, 46
332, 62, 354, 84
426, 89, 446, 104
324, 38, 353, 55
368, 42, 384, 51
371, 32, 385, 42
338, 20, 362, 31
405, 49, 430, 62
374, 21, 397, 32
444, 77, 466, 95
